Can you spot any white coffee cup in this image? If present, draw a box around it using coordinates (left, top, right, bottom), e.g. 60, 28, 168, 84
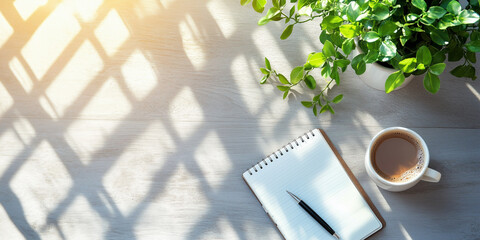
365, 127, 441, 192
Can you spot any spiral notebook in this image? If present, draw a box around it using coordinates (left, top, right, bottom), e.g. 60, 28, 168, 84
243, 129, 385, 240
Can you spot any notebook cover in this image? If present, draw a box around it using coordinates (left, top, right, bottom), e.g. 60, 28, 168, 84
242, 128, 385, 239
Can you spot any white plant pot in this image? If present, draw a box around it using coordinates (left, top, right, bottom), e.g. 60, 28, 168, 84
353, 47, 414, 92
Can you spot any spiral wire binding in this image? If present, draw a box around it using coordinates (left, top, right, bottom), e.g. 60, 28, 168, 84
247, 129, 317, 175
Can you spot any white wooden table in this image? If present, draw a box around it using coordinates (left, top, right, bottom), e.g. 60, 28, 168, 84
0, 0, 479, 239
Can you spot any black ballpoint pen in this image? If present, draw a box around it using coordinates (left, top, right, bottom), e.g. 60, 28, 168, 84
287, 190, 340, 239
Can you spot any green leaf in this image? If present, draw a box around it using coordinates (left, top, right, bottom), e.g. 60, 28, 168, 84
304, 75, 316, 89
416, 46, 432, 65
412, 0, 427, 11
427, 6, 447, 19
430, 29, 449, 45
347, 2, 360, 22
466, 51, 477, 63
332, 94, 343, 103
289, 5, 295, 17
438, 14, 455, 29
323, 40, 335, 57
417, 63, 426, 70
252, 0, 267, 13
265, 7, 281, 19
448, 46, 464, 61
429, 63, 446, 75
406, 13, 420, 21
303, 62, 313, 70
447, 1, 461, 15
331, 66, 340, 84
420, 16, 435, 25
334, 59, 351, 68
339, 24, 359, 38
272, 0, 279, 8
423, 71, 440, 94
432, 51, 446, 64
471, 31, 480, 41
260, 74, 268, 84
385, 71, 405, 93
327, 105, 335, 114
342, 38, 355, 55
260, 67, 269, 74
307, 52, 326, 67
313, 104, 318, 116
399, 58, 417, 73
459, 10, 480, 24
258, 16, 270, 25
321, 63, 331, 78
290, 66, 304, 84
450, 65, 476, 79
319, 105, 328, 114
280, 24, 294, 40
379, 40, 397, 62
321, 15, 343, 30
301, 101, 313, 108
298, 0, 309, 10
352, 54, 367, 75
319, 30, 330, 44
277, 85, 290, 91
265, 57, 271, 70
278, 74, 290, 84
372, 3, 389, 20
466, 40, 480, 52
240, 0, 252, 6
378, 21, 397, 37
363, 31, 380, 42
283, 90, 289, 99
364, 50, 379, 63
331, 32, 344, 47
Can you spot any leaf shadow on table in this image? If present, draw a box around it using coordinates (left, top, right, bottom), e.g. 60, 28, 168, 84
0, 0, 479, 239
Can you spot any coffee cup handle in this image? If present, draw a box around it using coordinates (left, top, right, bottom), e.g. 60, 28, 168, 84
421, 168, 441, 182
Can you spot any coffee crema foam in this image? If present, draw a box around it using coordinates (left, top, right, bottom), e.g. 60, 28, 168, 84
371, 131, 425, 183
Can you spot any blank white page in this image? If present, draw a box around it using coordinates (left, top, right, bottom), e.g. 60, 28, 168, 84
243, 129, 382, 240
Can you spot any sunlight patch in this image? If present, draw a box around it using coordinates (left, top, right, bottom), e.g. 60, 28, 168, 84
65, 119, 119, 165
195, 131, 232, 189
21, 2, 81, 80
206, 0, 235, 38
179, 14, 206, 71
121, 50, 157, 101
135, 164, 209, 237
13, 0, 47, 21
39, 95, 59, 120
103, 121, 170, 216
0, 12, 14, 49
10, 140, 72, 231
169, 86, 204, 140
9, 57, 34, 93
0, 129, 25, 177
46, 40, 103, 117
0, 82, 14, 117
80, 77, 132, 119
58, 195, 107, 238
94, 9, 130, 57
65, 0, 103, 22
466, 83, 480, 101
230, 55, 263, 114
133, 0, 162, 19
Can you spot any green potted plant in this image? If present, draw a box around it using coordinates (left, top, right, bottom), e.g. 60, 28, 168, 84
241, 0, 480, 115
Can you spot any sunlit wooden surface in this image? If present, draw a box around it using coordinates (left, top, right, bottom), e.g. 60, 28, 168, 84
0, 0, 479, 239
